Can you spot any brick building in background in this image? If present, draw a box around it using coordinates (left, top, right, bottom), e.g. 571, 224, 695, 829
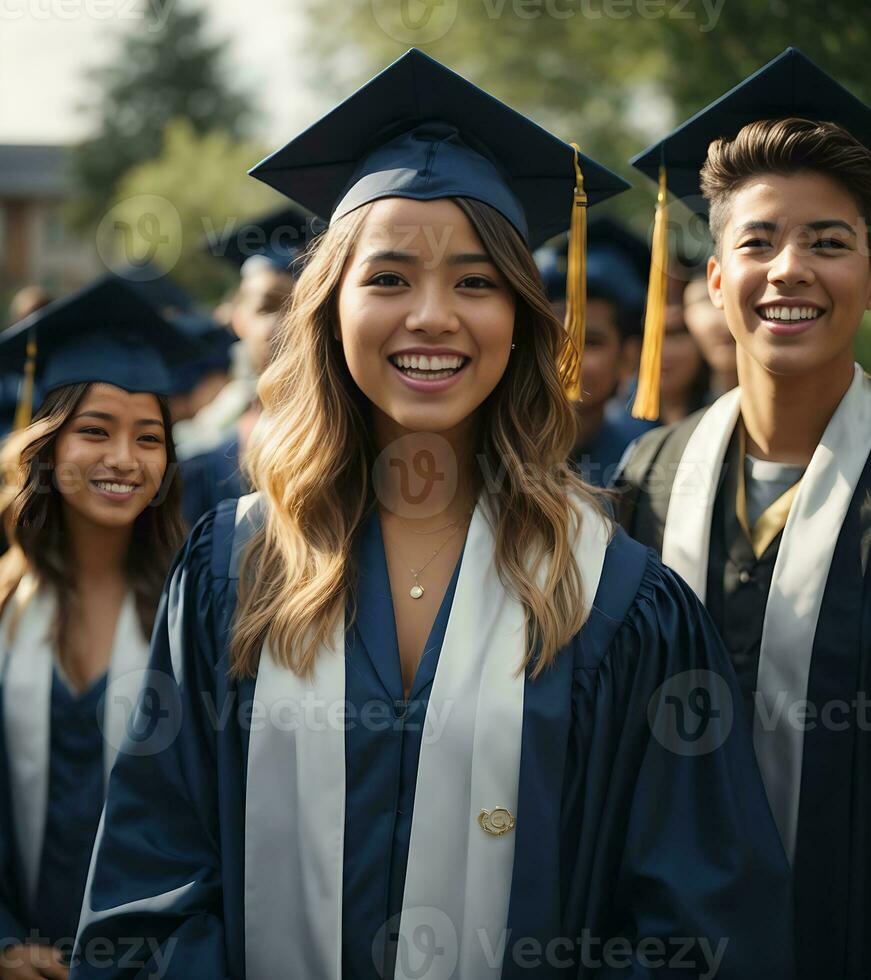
0, 145, 101, 318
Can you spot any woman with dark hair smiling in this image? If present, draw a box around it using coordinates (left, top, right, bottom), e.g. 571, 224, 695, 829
73, 51, 788, 980
0, 277, 192, 979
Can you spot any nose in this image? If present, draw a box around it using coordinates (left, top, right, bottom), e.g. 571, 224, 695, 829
767, 240, 815, 289
102, 435, 139, 475
404, 280, 460, 336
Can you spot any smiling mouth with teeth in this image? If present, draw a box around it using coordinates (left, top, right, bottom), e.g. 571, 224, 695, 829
757, 304, 824, 322
389, 353, 469, 380
92, 480, 140, 495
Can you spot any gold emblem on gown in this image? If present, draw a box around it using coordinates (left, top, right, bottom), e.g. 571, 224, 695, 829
477, 806, 515, 836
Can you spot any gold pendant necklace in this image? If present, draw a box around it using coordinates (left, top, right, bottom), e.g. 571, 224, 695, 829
404, 513, 470, 599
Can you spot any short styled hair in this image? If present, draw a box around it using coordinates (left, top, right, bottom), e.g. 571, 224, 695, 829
700, 117, 871, 253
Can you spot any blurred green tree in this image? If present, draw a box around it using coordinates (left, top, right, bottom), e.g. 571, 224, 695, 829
70, 2, 255, 231
105, 119, 280, 303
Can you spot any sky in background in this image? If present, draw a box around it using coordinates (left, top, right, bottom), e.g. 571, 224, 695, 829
0, 0, 325, 146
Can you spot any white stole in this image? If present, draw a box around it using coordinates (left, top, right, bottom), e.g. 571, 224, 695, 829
661, 364, 871, 861
0, 577, 149, 909
244, 495, 611, 980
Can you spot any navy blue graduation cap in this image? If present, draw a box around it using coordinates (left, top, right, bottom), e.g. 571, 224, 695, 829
631, 47, 871, 217
0, 275, 204, 428
628, 46, 871, 420
112, 261, 195, 316
249, 47, 630, 399
206, 205, 318, 274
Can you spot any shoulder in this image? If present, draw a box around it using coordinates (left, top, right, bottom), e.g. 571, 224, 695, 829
578, 531, 722, 676
618, 408, 708, 488
611, 408, 710, 545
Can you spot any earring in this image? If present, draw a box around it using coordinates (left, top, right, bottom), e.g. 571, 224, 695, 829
510, 343, 516, 350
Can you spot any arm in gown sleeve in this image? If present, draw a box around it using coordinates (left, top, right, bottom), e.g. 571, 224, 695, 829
589, 556, 793, 979
71, 511, 234, 980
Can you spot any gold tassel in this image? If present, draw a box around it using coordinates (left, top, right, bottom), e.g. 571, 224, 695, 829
631, 165, 669, 421
13, 333, 37, 431
559, 142, 587, 402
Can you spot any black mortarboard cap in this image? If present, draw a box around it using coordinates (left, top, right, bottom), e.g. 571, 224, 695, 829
0, 275, 204, 424
631, 47, 871, 217
248, 47, 629, 250
112, 261, 195, 316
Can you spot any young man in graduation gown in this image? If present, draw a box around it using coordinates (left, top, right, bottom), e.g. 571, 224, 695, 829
616, 47, 871, 980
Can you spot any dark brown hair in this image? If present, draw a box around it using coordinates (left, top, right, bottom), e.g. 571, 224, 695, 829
700, 117, 871, 253
0, 383, 186, 663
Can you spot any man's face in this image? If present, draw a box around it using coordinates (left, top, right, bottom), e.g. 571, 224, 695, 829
708, 171, 871, 378
231, 268, 295, 374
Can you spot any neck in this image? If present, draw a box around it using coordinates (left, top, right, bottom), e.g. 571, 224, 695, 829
62, 506, 132, 581
711, 368, 739, 395
372, 411, 479, 525
737, 349, 855, 464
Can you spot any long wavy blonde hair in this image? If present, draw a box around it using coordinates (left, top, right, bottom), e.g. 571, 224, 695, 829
232, 197, 606, 678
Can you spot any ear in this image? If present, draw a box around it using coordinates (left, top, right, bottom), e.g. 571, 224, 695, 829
707, 254, 724, 310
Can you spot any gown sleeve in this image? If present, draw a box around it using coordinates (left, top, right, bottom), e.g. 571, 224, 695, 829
572, 553, 792, 979
71, 510, 234, 980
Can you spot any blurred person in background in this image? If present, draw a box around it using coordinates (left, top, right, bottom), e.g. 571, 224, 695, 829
683, 266, 738, 395
174, 209, 309, 526
0, 278, 190, 979
538, 218, 657, 485
657, 258, 710, 425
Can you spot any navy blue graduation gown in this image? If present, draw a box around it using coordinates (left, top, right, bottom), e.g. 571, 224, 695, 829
179, 433, 247, 528
0, 670, 106, 952
72, 503, 790, 979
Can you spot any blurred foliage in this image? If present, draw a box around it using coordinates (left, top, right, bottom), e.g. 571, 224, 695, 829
106, 119, 281, 303
70, 2, 255, 231
299, 0, 871, 231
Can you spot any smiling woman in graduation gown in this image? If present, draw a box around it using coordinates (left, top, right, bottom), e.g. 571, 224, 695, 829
72, 50, 790, 980
0, 277, 191, 972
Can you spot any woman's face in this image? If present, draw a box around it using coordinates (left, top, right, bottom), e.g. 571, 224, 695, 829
52, 383, 168, 530
336, 197, 517, 435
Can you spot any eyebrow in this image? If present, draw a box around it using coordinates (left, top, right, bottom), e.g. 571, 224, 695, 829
446, 252, 494, 266
362, 250, 417, 265
362, 250, 495, 266
734, 219, 857, 237
73, 410, 164, 428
